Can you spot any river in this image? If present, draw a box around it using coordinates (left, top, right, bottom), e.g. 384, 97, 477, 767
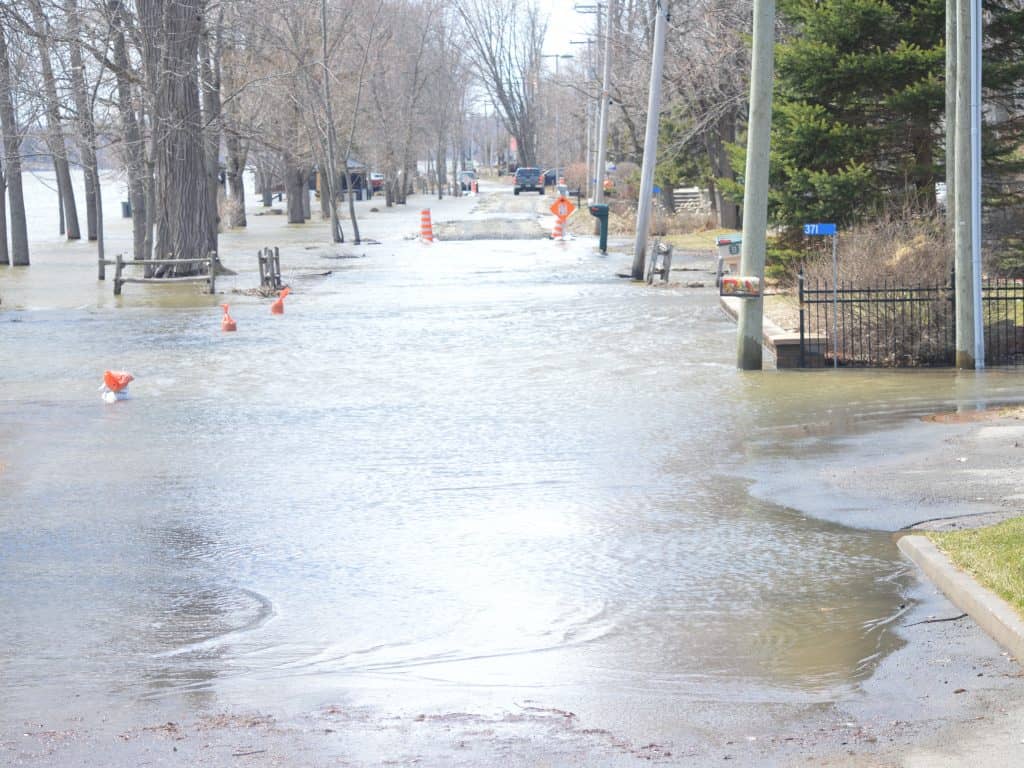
2, 175, 1023, 764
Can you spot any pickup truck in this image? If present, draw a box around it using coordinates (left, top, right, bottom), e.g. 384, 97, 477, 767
513, 167, 543, 195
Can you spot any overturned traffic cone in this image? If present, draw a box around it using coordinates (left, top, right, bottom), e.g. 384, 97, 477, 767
271, 287, 290, 315
420, 209, 434, 243
100, 369, 134, 404
220, 303, 237, 332
551, 217, 565, 240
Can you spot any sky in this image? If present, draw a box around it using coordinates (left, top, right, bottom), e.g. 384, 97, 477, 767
543, 0, 597, 56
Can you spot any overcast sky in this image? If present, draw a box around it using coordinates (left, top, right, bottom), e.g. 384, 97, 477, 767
544, 0, 596, 56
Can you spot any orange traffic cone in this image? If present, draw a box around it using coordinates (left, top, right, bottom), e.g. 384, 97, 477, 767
420, 209, 434, 243
271, 287, 290, 315
103, 370, 134, 392
220, 303, 237, 332
100, 369, 134, 403
551, 217, 564, 240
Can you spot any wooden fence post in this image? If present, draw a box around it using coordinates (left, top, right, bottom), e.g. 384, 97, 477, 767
208, 251, 217, 294
113, 253, 124, 295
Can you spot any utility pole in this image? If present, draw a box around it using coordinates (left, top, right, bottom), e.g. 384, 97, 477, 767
945, 0, 956, 246
970, 0, 984, 368
630, 0, 668, 280
593, 0, 614, 204
954, 0, 983, 368
735, 0, 776, 369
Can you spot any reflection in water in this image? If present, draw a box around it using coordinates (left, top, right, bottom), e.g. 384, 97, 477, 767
2, 237, 1022, 735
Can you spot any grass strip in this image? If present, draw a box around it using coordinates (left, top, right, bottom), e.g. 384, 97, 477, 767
929, 517, 1024, 616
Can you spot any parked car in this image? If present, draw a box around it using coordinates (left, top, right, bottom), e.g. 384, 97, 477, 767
459, 170, 477, 191
542, 168, 557, 187
513, 167, 543, 195
369, 172, 385, 191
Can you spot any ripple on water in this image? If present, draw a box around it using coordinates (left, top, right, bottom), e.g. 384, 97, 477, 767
1, 241, 1003, 726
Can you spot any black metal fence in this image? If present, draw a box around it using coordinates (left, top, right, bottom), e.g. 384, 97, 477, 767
983, 278, 1024, 366
798, 272, 1024, 367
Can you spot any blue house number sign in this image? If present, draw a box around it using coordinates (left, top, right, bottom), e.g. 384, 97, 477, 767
804, 223, 837, 236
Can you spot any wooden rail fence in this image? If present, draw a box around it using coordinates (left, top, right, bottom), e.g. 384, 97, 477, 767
98, 252, 219, 295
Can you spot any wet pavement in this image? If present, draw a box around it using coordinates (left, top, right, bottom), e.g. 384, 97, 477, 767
3, 177, 1024, 766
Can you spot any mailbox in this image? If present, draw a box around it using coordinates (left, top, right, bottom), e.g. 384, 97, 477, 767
715, 234, 741, 286
589, 204, 609, 253
719, 275, 761, 298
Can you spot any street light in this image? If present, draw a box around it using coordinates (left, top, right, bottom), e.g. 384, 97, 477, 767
541, 53, 574, 190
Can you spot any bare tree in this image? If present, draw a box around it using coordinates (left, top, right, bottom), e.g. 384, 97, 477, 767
137, 0, 216, 273
663, 0, 749, 227
64, 0, 102, 242
0, 19, 29, 266
108, 0, 148, 260
199, 4, 224, 251
0, 156, 8, 266
455, 0, 546, 167
26, 0, 81, 240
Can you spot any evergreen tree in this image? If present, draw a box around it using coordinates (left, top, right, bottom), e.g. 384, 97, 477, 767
768, 0, 946, 234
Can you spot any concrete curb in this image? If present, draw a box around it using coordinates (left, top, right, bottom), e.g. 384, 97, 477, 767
897, 534, 1024, 663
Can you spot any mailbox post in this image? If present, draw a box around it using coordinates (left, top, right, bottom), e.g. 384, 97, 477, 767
589, 204, 609, 253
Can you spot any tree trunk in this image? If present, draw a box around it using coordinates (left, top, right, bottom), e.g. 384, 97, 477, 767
709, 110, 739, 229
0, 159, 8, 266
200, 9, 223, 252
436, 144, 446, 200
0, 25, 28, 266
285, 161, 306, 223
224, 131, 247, 227
301, 169, 312, 219
28, 0, 80, 240
147, 0, 216, 275
137, 0, 162, 265
111, 0, 147, 260
64, 0, 99, 241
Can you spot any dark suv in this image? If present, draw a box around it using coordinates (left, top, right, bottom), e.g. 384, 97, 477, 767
513, 167, 543, 195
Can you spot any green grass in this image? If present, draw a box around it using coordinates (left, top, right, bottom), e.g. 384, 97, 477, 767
663, 229, 738, 253
929, 518, 1024, 614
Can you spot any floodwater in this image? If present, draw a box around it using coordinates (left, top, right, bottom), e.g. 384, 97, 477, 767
2, 175, 1024, 754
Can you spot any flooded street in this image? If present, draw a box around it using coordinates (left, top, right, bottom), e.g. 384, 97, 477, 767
3, 177, 1024, 765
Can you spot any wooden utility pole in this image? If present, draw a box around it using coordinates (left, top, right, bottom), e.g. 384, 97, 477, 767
736, 0, 776, 369
630, 0, 668, 280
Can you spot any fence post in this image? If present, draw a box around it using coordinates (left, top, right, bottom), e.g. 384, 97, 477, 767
258, 248, 267, 288
113, 253, 124, 295
273, 246, 281, 289
208, 251, 218, 294
98, 253, 106, 281
798, 268, 805, 368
